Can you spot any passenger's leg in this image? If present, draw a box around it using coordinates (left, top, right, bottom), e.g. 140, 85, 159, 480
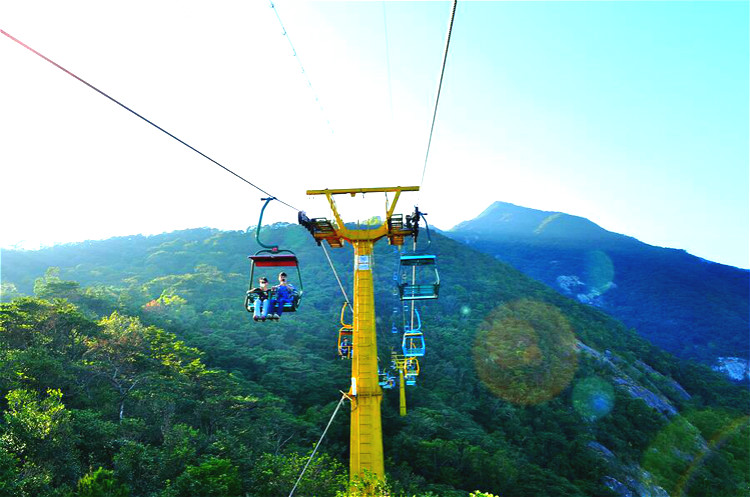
269, 299, 279, 319
252, 296, 261, 320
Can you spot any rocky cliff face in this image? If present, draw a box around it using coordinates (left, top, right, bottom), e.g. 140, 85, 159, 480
577, 341, 684, 417
577, 341, 717, 497
712, 357, 750, 382
556, 274, 617, 307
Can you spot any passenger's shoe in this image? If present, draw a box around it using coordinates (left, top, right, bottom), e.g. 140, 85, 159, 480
253, 316, 259, 322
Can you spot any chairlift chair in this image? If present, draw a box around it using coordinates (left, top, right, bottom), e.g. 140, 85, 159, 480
338, 327, 353, 359
244, 198, 304, 315
404, 357, 420, 386
402, 331, 426, 357
378, 370, 395, 389
397, 209, 440, 301
398, 254, 440, 300
337, 302, 354, 359
245, 252, 303, 314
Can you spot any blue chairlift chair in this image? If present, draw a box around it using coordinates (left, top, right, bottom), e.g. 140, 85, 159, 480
378, 370, 395, 389
402, 331, 426, 357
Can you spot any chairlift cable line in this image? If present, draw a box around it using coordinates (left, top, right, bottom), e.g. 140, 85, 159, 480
382, 1, 394, 123
4, 27, 384, 323
382, 1, 398, 169
3, 26, 359, 318
418, 0, 458, 201
269, 1, 334, 134
0, 29, 300, 213
410, 229, 417, 332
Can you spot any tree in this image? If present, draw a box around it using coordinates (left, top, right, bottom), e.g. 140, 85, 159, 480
82, 313, 157, 422
1, 388, 79, 489
0, 447, 22, 497
167, 457, 241, 497
0, 282, 22, 303
74, 467, 129, 497
33, 268, 81, 303
246, 452, 346, 497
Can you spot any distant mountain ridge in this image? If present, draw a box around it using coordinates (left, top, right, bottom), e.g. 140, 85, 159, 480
447, 201, 750, 378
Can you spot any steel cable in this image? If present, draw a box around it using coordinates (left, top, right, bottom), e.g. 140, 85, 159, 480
288, 393, 347, 497
0, 29, 300, 212
418, 0, 458, 199
321, 243, 351, 305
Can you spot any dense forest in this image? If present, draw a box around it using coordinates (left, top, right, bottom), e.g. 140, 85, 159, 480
448, 201, 750, 367
1, 226, 748, 496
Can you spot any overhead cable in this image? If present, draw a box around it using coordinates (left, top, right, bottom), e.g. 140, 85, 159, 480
0, 29, 300, 212
418, 0, 458, 197
382, 1, 394, 122
269, 1, 334, 134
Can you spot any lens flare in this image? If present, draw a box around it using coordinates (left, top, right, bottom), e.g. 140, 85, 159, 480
472, 299, 578, 405
572, 377, 615, 421
643, 409, 750, 496
584, 250, 615, 294
460, 305, 471, 316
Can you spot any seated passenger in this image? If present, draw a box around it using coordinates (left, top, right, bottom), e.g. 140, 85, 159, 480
340, 337, 351, 358
248, 277, 270, 322
268, 271, 296, 320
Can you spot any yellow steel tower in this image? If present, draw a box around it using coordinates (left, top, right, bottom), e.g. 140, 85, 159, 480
303, 186, 418, 482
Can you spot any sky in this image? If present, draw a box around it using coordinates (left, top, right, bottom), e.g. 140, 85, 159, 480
1, 1, 748, 268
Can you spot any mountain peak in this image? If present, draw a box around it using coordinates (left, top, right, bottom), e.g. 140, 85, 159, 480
468, 201, 557, 223
451, 201, 620, 244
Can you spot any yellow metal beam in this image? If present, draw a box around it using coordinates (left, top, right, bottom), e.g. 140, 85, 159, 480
323, 193, 347, 239
399, 368, 407, 417
306, 186, 419, 196
386, 190, 402, 220
307, 186, 419, 245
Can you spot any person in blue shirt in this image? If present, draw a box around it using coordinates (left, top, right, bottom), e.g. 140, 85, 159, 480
340, 337, 351, 358
268, 271, 296, 320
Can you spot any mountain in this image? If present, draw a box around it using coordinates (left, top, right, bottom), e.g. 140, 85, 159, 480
1, 226, 748, 496
446, 202, 750, 378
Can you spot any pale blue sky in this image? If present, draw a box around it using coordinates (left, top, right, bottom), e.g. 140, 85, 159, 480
1, 1, 748, 267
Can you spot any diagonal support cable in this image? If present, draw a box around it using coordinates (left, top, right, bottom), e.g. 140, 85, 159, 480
288, 394, 347, 497
321, 243, 350, 305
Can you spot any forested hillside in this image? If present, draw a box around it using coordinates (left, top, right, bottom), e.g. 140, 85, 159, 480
1, 226, 748, 496
447, 201, 750, 373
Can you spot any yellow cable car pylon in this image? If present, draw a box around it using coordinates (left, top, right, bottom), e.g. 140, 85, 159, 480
303, 186, 419, 483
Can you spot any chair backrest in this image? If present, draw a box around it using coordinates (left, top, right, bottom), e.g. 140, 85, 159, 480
249, 254, 299, 267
